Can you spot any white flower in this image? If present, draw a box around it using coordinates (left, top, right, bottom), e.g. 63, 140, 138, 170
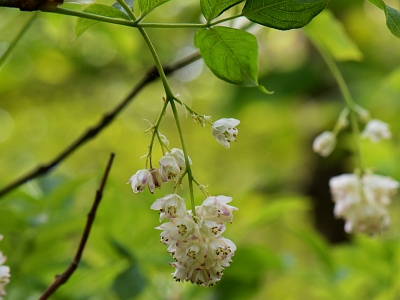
343, 202, 390, 235
151, 194, 187, 221
159, 133, 169, 146
196, 195, 238, 224
329, 174, 362, 216
313, 131, 336, 157
361, 119, 392, 142
159, 156, 181, 182
212, 118, 240, 148
329, 173, 399, 234
363, 174, 399, 205
127, 169, 155, 194
166, 148, 192, 169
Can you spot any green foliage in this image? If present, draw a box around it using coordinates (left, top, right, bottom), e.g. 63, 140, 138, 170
75, 4, 130, 38
137, 0, 171, 16
200, 0, 244, 22
368, 0, 400, 39
194, 26, 259, 87
242, 0, 328, 30
112, 265, 146, 299
304, 10, 363, 61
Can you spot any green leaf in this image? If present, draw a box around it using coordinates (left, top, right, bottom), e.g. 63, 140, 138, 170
112, 265, 146, 299
138, 0, 170, 15
194, 26, 259, 87
112, 0, 135, 16
242, 0, 328, 30
109, 238, 136, 263
304, 10, 363, 61
368, 0, 400, 38
200, 0, 244, 21
75, 4, 131, 38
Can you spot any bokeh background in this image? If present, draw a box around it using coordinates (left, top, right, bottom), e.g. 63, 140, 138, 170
2, 0, 400, 299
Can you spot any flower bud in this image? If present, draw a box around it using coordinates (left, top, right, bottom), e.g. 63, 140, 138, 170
312, 131, 336, 157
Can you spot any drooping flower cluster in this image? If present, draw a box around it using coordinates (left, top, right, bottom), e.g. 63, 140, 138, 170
151, 194, 237, 286
0, 236, 10, 300
330, 173, 399, 234
128, 148, 191, 194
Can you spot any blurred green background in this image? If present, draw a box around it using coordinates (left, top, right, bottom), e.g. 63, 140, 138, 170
2, 0, 400, 299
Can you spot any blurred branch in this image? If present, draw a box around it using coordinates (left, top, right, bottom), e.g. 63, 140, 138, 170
38, 153, 115, 300
0, 51, 201, 198
0, 12, 38, 68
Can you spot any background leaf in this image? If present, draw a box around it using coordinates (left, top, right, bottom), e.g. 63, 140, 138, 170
304, 10, 363, 61
112, 265, 146, 299
367, 0, 400, 38
137, 0, 170, 15
200, 0, 244, 22
194, 26, 259, 87
242, 0, 328, 30
75, 4, 131, 38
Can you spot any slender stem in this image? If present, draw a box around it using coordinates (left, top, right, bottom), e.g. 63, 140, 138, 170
137, 26, 174, 99
0, 52, 200, 198
147, 99, 169, 168
138, 22, 206, 28
39, 153, 115, 300
192, 177, 210, 197
0, 12, 38, 68
53, 7, 135, 26
116, 0, 136, 20
169, 100, 195, 213
308, 34, 364, 172
173, 97, 201, 117
209, 14, 242, 26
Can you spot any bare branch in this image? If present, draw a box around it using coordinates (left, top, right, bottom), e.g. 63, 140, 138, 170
0, 51, 201, 198
38, 153, 115, 300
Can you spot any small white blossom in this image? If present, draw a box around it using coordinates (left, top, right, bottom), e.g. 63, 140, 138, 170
212, 118, 240, 148
329, 173, 399, 234
363, 174, 399, 206
167, 148, 192, 169
159, 156, 181, 182
151, 194, 187, 221
159, 133, 169, 146
197, 195, 238, 224
343, 202, 390, 235
127, 169, 155, 194
361, 119, 392, 142
313, 131, 336, 157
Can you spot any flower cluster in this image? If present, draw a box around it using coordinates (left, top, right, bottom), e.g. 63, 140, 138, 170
330, 173, 399, 234
128, 148, 191, 194
313, 118, 392, 157
151, 194, 237, 286
0, 236, 10, 300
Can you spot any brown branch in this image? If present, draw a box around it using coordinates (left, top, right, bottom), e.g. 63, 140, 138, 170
0, 51, 201, 198
38, 152, 115, 300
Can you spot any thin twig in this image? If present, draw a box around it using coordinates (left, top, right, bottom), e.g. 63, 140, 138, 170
0, 51, 201, 198
0, 12, 38, 68
38, 153, 115, 300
